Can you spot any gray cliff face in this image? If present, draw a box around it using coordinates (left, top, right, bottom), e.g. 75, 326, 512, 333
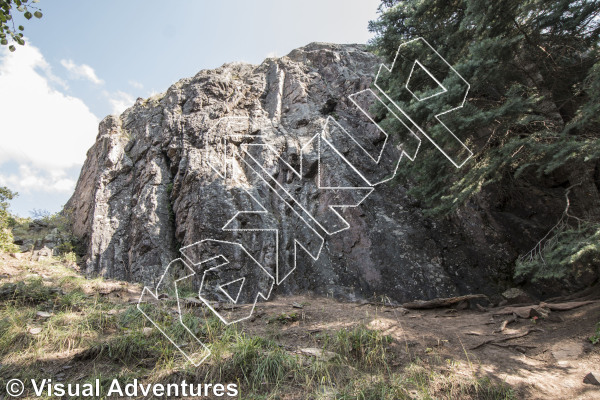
67, 43, 540, 303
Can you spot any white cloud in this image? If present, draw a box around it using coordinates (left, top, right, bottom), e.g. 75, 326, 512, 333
105, 90, 135, 115
0, 44, 99, 194
60, 58, 104, 85
128, 80, 144, 89
40, 65, 70, 91
0, 165, 76, 194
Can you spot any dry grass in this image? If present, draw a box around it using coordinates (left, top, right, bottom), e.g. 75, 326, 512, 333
0, 254, 516, 399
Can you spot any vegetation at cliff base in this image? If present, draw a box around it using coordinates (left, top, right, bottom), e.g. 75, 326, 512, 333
0, 253, 517, 400
0, 186, 18, 252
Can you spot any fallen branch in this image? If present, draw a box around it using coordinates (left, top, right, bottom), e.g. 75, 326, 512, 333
545, 284, 600, 303
495, 313, 518, 333
402, 294, 488, 309
493, 300, 597, 319
541, 300, 596, 311
476, 304, 488, 312
356, 301, 398, 307
470, 327, 543, 350
493, 305, 546, 319
356, 299, 403, 308
215, 303, 250, 311
490, 342, 537, 349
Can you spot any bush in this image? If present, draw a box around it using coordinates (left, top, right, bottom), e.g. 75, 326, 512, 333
0, 186, 18, 252
515, 222, 600, 281
590, 322, 600, 345
330, 326, 392, 369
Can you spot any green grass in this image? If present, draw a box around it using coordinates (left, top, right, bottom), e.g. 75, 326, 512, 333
82, 330, 168, 365
336, 378, 410, 400
0, 305, 35, 355
213, 333, 298, 391
400, 359, 515, 400
327, 325, 393, 369
267, 311, 300, 325
590, 322, 600, 345
0, 255, 518, 400
0, 277, 58, 305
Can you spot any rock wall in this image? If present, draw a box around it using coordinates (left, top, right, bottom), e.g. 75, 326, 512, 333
66, 43, 565, 303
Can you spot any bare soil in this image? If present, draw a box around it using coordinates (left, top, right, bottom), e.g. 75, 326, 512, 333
1, 252, 600, 399
236, 293, 600, 399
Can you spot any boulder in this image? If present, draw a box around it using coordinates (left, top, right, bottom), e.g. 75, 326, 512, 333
583, 372, 600, 386
64, 43, 566, 303
502, 288, 535, 305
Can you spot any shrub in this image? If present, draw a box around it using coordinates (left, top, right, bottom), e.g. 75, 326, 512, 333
0, 186, 18, 252
590, 322, 600, 345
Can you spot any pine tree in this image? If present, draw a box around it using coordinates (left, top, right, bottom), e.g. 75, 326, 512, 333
369, 0, 600, 279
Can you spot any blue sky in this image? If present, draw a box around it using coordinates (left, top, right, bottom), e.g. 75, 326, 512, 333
0, 0, 381, 217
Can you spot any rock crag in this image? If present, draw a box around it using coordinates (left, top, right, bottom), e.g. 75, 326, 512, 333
66, 43, 563, 303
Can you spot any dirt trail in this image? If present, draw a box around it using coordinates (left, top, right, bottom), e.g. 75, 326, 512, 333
237, 294, 600, 399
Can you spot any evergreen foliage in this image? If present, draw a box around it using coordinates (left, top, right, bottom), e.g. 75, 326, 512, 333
516, 222, 600, 281
370, 0, 600, 214
369, 0, 600, 280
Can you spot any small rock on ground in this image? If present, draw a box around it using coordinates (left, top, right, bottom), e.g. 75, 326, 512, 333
583, 372, 600, 386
